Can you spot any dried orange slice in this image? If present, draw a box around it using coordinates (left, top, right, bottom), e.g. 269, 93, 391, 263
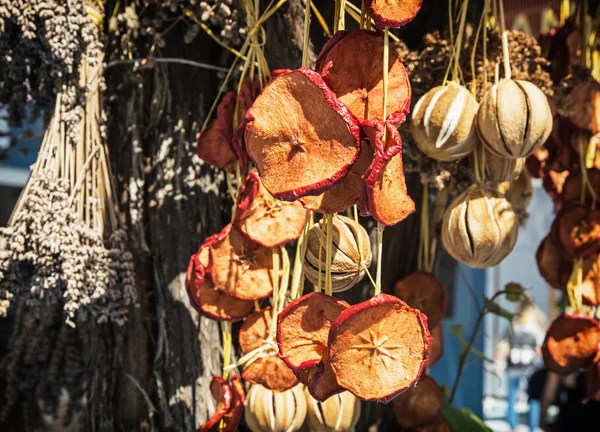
234, 169, 306, 247
277, 292, 349, 372
242, 355, 299, 392
427, 326, 443, 368
328, 293, 431, 402
221, 375, 245, 432
536, 236, 572, 290
245, 68, 361, 201
365, 0, 422, 28
394, 272, 447, 329
551, 203, 600, 259
542, 314, 600, 375
360, 121, 415, 226
391, 375, 443, 428
239, 308, 272, 354
186, 241, 254, 321
319, 30, 411, 125
299, 141, 374, 214
199, 376, 232, 431
207, 224, 274, 300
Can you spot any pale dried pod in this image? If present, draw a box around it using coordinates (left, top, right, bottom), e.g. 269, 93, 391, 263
303, 215, 372, 292
245, 384, 307, 432
499, 169, 533, 225
477, 78, 552, 159
304, 388, 361, 432
410, 81, 479, 161
485, 151, 525, 183
441, 188, 518, 268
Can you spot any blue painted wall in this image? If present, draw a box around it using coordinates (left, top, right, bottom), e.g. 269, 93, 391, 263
0, 116, 43, 168
430, 264, 487, 418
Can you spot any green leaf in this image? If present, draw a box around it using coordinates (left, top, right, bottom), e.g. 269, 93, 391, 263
484, 297, 515, 321
469, 346, 495, 364
449, 324, 465, 344
442, 403, 493, 432
504, 282, 525, 302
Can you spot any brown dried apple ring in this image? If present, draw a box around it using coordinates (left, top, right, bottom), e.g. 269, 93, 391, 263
328, 293, 432, 403
221, 375, 245, 432
199, 376, 232, 431
393, 272, 447, 329
300, 141, 374, 214
245, 68, 361, 201
242, 355, 299, 393
186, 243, 254, 321
535, 236, 572, 290
391, 375, 443, 428
427, 326, 444, 368
582, 255, 600, 305
551, 203, 600, 259
561, 169, 600, 209
196, 118, 238, 169
360, 121, 415, 226
304, 360, 345, 402
207, 224, 274, 300
239, 308, 272, 354
277, 292, 349, 372
365, 0, 422, 29
319, 30, 411, 125
234, 169, 306, 247
542, 314, 600, 375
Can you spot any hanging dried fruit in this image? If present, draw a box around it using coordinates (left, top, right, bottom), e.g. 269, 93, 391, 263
234, 169, 306, 248
411, 418, 452, 432
361, 121, 415, 226
391, 375, 444, 429
393, 272, 447, 329
300, 142, 374, 214
551, 203, 600, 259
239, 308, 273, 354
304, 388, 361, 432
502, 169, 534, 225
581, 255, 600, 305
542, 314, 600, 375
221, 375, 245, 432
303, 215, 372, 293
232, 78, 262, 170
561, 169, 600, 209
364, 0, 422, 29
245, 68, 361, 201
199, 376, 232, 431
410, 82, 479, 162
328, 294, 432, 402
186, 243, 254, 321
196, 92, 238, 169
242, 355, 299, 392
485, 152, 525, 183
478, 79, 553, 159
317, 30, 411, 125
569, 79, 600, 134
207, 224, 274, 300
427, 326, 444, 368
535, 236, 572, 290
441, 188, 518, 268
244, 384, 307, 432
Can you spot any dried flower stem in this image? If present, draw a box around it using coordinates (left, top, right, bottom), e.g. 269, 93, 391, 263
325, 214, 334, 296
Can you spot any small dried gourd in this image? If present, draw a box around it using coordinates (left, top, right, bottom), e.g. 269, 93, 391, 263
244, 384, 307, 432
410, 82, 479, 162
477, 79, 552, 159
441, 188, 518, 268
485, 152, 525, 183
304, 388, 361, 432
304, 215, 372, 292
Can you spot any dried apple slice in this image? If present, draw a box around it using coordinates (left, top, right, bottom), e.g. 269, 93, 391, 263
305, 360, 345, 402
314, 30, 351, 73
562, 170, 600, 209
299, 141, 374, 214
207, 224, 274, 300
427, 326, 443, 368
221, 375, 246, 432
199, 376, 232, 431
234, 169, 306, 247
242, 355, 299, 392
239, 308, 272, 354
394, 272, 447, 329
186, 241, 254, 321
196, 119, 238, 169
277, 292, 350, 372
365, 0, 422, 29
535, 236, 572, 290
582, 255, 600, 305
245, 68, 361, 201
391, 375, 443, 428
551, 203, 600, 259
319, 30, 411, 125
328, 293, 431, 402
412, 417, 452, 432
360, 121, 415, 226
542, 314, 600, 375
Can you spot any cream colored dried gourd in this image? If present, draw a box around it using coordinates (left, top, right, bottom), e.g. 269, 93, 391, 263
410, 81, 479, 161
245, 384, 307, 432
304, 388, 361, 432
442, 188, 518, 268
477, 78, 552, 159
485, 151, 525, 183
303, 215, 372, 292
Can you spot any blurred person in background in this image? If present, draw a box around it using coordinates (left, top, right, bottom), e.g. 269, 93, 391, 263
494, 295, 547, 431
